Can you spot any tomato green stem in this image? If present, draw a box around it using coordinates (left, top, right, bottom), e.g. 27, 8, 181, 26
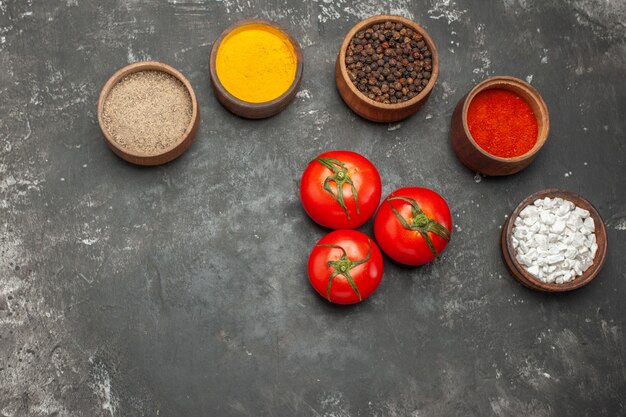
315, 157, 360, 220
387, 196, 451, 259
317, 241, 372, 302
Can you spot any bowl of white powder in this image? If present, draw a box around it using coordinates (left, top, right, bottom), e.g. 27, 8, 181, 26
501, 189, 607, 292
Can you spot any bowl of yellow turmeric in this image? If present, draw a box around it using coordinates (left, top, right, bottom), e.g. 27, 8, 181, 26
209, 19, 304, 119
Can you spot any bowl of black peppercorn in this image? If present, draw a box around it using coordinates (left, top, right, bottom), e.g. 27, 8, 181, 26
335, 15, 439, 123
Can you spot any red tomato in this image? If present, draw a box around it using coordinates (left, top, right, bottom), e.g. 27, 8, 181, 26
308, 230, 384, 305
374, 187, 452, 266
300, 151, 382, 229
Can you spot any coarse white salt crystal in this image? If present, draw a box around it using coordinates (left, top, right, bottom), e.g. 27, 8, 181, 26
543, 197, 555, 208
566, 216, 583, 229
547, 254, 564, 264
519, 241, 529, 254
574, 207, 590, 218
524, 216, 538, 226
556, 243, 569, 252
564, 247, 578, 259
540, 211, 556, 225
517, 254, 531, 267
551, 221, 566, 234
582, 217, 595, 234
520, 205, 538, 218
534, 233, 547, 245
556, 203, 570, 216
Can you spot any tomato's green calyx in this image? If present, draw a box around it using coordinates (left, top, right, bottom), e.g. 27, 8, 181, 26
387, 196, 451, 258
412, 213, 430, 228
317, 241, 372, 302
315, 157, 360, 219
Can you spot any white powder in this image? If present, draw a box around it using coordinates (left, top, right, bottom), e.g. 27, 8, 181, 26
512, 197, 597, 284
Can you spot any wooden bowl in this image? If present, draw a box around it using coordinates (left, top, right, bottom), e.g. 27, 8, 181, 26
209, 19, 303, 119
335, 15, 439, 123
501, 189, 608, 292
97, 61, 200, 166
450, 76, 549, 176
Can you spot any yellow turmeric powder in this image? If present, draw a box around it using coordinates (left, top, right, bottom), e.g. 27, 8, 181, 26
216, 24, 297, 103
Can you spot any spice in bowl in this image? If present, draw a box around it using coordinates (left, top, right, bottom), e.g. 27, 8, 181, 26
512, 196, 597, 284
102, 70, 193, 155
345, 20, 433, 104
215, 23, 297, 103
467, 89, 538, 158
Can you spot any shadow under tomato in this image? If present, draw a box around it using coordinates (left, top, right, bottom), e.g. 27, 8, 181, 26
378, 251, 441, 273
297, 195, 378, 235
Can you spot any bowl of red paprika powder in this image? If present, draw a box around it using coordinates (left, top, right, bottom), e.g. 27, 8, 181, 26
450, 76, 549, 176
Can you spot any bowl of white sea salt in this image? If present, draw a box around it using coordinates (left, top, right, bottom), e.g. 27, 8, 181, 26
501, 189, 608, 292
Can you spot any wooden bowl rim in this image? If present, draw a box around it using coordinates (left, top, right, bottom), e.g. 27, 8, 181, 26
97, 61, 199, 160
461, 75, 550, 163
337, 14, 439, 110
502, 188, 608, 292
209, 19, 303, 110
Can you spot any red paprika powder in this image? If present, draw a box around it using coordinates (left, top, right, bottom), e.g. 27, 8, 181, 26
467, 89, 538, 158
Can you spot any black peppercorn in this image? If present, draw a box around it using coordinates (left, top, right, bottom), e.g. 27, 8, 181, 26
345, 21, 433, 103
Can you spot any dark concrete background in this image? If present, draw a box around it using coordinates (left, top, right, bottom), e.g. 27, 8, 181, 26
1, 1, 625, 416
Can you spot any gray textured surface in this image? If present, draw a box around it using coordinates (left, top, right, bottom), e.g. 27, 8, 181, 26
1, 1, 625, 416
